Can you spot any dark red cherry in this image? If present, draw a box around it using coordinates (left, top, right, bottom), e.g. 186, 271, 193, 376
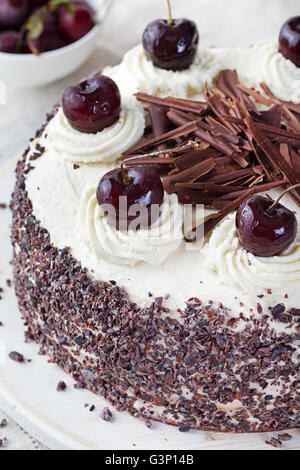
279, 16, 300, 67
142, 18, 199, 70
58, 1, 94, 43
62, 75, 121, 134
26, 13, 67, 54
0, 0, 29, 29
0, 30, 19, 52
236, 195, 297, 257
96, 166, 164, 230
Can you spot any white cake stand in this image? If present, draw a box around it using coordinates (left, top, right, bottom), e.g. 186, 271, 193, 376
0, 155, 299, 450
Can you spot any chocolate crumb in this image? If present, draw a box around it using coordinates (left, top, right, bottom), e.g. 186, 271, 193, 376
57, 381, 67, 391
8, 351, 24, 363
0, 203, 7, 209
277, 433, 292, 441
0, 419, 7, 428
266, 437, 282, 448
257, 303, 263, 314
73, 164, 80, 170
100, 407, 113, 422
6, 279, 12, 287
89, 405, 95, 412
179, 424, 190, 433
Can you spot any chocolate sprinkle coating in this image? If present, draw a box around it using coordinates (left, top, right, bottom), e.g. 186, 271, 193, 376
9, 115, 300, 433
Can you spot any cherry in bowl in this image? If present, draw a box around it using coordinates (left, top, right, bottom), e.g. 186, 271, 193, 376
0, 30, 19, 52
62, 75, 121, 134
96, 166, 164, 230
58, 1, 94, 43
26, 13, 67, 54
0, 0, 29, 29
236, 194, 297, 257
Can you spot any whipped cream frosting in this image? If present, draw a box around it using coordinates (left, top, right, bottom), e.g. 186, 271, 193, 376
103, 44, 221, 98
204, 209, 300, 302
25, 40, 300, 324
212, 39, 300, 103
80, 183, 183, 266
43, 96, 145, 164
104, 40, 300, 104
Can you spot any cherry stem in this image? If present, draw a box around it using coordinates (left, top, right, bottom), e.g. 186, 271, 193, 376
269, 182, 300, 212
166, 0, 173, 25
120, 165, 132, 185
16, 0, 74, 54
122, 141, 197, 169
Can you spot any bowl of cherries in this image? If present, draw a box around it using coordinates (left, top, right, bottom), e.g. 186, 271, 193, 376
0, 0, 113, 87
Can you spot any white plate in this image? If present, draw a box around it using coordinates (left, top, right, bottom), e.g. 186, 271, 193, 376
0, 155, 299, 450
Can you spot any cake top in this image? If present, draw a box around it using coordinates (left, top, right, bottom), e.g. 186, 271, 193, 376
24, 9, 300, 327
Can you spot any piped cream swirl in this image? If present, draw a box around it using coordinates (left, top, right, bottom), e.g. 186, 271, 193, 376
103, 44, 221, 98
236, 39, 300, 103
43, 96, 145, 164
79, 182, 184, 266
205, 213, 300, 295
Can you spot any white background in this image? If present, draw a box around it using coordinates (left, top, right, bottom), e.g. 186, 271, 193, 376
0, 0, 299, 450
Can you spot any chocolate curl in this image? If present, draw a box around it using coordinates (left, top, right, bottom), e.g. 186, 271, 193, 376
167, 109, 249, 168
164, 158, 215, 193
184, 189, 255, 242
124, 121, 198, 156
135, 92, 208, 114
260, 82, 300, 114
245, 115, 300, 205
148, 105, 170, 151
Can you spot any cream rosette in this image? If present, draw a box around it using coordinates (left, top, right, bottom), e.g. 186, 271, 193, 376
103, 44, 221, 98
204, 213, 300, 295
43, 96, 145, 164
238, 39, 300, 103
79, 181, 184, 266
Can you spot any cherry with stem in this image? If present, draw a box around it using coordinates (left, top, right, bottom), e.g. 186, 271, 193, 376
236, 184, 299, 257
166, 0, 172, 25
268, 183, 300, 212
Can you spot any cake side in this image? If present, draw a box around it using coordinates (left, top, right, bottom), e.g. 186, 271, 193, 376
11, 145, 300, 432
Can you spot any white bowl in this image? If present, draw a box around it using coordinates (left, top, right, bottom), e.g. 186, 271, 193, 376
0, 0, 113, 88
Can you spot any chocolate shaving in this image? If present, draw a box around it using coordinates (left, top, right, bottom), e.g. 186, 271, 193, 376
136, 92, 207, 114
245, 116, 300, 204
164, 158, 215, 193
124, 69, 300, 235
185, 189, 254, 241
148, 105, 170, 151
124, 121, 198, 156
